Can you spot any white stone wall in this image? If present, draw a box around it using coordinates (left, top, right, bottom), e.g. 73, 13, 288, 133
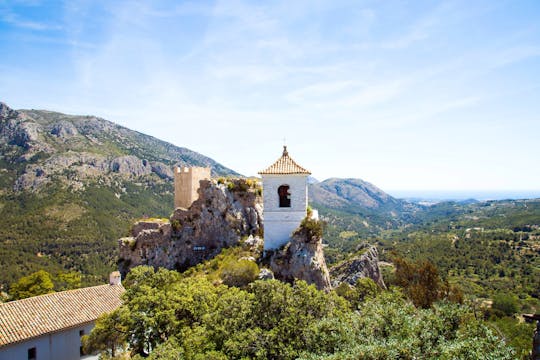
0, 323, 96, 360
262, 174, 308, 250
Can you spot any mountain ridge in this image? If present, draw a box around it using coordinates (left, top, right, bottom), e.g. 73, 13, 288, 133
0, 101, 238, 287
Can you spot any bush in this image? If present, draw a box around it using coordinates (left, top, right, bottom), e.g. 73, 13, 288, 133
220, 259, 259, 287
295, 217, 324, 241
491, 293, 519, 317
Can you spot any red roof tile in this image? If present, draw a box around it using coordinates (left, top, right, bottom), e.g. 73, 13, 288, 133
0, 284, 124, 347
259, 146, 311, 175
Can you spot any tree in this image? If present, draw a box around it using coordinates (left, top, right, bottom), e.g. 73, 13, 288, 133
491, 293, 519, 317
55, 271, 82, 291
334, 278, 380, 308
9, 270, 55, 300
393, 257, 441, 308
82, 308, 128, 357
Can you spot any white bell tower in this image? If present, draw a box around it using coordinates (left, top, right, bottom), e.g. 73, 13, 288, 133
259, 146, 311, 250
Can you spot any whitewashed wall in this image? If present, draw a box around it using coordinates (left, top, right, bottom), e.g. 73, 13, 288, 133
262, 174, 308, 249
0, 323, 96, 360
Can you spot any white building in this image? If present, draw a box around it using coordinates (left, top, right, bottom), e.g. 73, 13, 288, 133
0, 274, 124, 360
259, 146, 311, 250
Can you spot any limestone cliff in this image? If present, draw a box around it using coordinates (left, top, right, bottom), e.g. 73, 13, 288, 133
118, 179, 263, 276
267, 218, 332, 291
329, 246, 386, 289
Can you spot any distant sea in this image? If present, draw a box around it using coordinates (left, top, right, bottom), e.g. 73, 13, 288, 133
388, 190, 540, 202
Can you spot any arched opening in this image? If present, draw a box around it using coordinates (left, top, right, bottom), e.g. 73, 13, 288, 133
278, 185, 291, 208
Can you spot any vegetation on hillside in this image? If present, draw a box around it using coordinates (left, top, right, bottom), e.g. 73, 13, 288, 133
317, 198, 540, 358
0, 104, 238, 289
6, 269, 81, 301
83, 265, 514, 359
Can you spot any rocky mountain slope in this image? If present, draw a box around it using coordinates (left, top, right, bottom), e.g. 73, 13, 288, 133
0, 102, 238, 288
309, 178, 417, 215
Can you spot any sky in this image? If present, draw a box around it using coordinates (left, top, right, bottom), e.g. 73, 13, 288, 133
1, 0, 539, 194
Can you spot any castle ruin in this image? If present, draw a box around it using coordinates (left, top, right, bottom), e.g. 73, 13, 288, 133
174, 166, 211, 209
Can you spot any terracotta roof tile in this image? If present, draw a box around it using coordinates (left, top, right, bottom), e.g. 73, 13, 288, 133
259, 146, 311, 175
0, 284, 124, 347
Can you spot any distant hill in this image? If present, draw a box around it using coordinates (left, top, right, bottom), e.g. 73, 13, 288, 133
308, 178, 421, 230
307, 178, 423, 261
309, 178, 409, 212
0, 102, 238, 287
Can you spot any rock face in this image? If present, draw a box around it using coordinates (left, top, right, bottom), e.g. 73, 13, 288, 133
118, 179, 263, 276
50, 121, 78, 138
0, 102, 50, 155
110, 155, 152, 176
268, 219, 332, 291
329, 246, 386, 289
0, 102, 240, 192
309, 178, 400, 210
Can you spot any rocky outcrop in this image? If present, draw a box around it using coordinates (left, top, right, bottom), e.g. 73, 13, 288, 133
329, 246, 386, 289
0, 103, 49, 154
12, 151, 176, 191
50, 121, 78, 138
110, 155, 152, 176
1, 101, 240, 193
118, 179, 263, 276
150, 161, 174, 180
268, 218, 332, 291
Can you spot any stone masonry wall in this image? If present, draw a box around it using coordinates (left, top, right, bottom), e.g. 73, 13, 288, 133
174, 167, 211, 209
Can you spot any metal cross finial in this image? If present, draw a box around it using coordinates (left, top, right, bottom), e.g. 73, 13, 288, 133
282, 138, 288, 156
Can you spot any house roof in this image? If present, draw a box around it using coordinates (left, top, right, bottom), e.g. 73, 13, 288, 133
259, 146, 311, 175
0, 284, 124, 347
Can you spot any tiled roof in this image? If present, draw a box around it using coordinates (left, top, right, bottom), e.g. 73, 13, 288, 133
0, 284, 124, 347
259, 146, 311, 175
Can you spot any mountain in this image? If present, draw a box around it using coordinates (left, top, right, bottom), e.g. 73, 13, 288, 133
309, 178, 421, 227
0, 102, 238, 288
309, 178, 409, 212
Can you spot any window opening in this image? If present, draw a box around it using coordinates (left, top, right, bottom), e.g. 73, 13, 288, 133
28, 347, 36, 360
278, 185, 291, 207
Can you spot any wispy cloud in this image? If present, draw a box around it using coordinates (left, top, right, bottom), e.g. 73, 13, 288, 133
1, 0, 539, 189
0, 8, 61, 31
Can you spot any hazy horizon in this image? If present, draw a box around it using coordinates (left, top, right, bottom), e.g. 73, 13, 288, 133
387, 189, 540, 201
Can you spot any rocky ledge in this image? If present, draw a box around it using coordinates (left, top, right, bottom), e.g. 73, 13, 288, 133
267, 217, 332, 291
329, 245, 386, 289
118, 179, 263, 276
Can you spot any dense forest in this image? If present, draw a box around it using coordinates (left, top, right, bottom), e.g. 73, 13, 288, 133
82, 265, 516, 359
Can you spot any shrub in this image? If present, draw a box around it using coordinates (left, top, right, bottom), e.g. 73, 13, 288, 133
491, 293, 519, 317
220, 259, 259, 288
295, 217, 324, 241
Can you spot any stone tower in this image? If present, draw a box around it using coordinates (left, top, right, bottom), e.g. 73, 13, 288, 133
259, 146, 311, 250
174, 166, 211, 209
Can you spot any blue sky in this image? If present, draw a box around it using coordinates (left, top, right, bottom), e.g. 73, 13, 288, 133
1, 0, 539, 193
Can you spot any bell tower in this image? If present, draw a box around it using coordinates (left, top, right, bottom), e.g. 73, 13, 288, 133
259, 146, 311, 250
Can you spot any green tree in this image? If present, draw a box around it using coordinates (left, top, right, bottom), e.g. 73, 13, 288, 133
55, 271, 82, 291
9, 270, 55, 300
82, 308, 128, 358
393, 257, 441, 308
491, 293, 519, 317
298, 290, 514, 360
334, 278, 380, 308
